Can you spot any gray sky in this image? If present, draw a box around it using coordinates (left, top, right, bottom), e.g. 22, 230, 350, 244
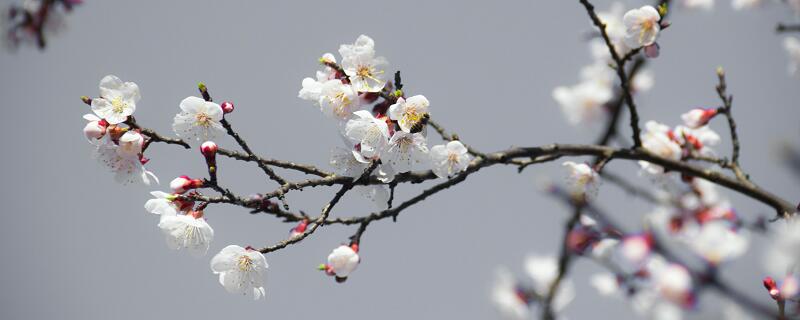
0, 0, 798, 319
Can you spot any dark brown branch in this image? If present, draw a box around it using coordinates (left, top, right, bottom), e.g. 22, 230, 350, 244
777, 23, 800, 33
193, 143, 797, 224
125, 116, 191, 149
217, 147, 331, 177
578, 0, 644, 148
427, 119, 486, 157
219, 118, 288, 186
541, 205, 583, 320
712, 69, 756, 189
258, 161, 378, 253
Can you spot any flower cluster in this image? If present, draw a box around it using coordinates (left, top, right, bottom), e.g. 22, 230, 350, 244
638, 117, 720, 175
553, 3, 656, 127
82, 75, 158, 185
298, 35, 472, 205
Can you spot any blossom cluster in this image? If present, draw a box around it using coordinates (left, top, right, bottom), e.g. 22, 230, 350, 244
299, 35, 472, 207
553, 3, 657, 127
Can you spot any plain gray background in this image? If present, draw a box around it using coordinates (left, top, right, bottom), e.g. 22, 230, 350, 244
0, 0, 798, 319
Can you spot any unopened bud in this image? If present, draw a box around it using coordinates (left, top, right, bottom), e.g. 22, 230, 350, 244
644, 43, 660, 59
198, 82, 211, 102
220, 101, 234, 114
764, 276, 781, 300
200, 141, 218, 169
681, 108, 718, 129
83, 120, 107, 140
80, 96, 92, 105
170, 175, 204, 194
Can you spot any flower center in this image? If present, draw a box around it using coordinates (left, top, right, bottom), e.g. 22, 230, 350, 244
357, 65, 373, 78
402, 106, 422, 127
111, 97, 127, 114
238, 255, 254, 272
447, 152, 459, 165
195, 112, 212, 127
332, 92, 352, 117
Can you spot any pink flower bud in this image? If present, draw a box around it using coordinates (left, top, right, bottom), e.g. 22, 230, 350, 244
83, 120, 107, 140
221, 101, 234, 114
188, 210, 204, 219
170, 175, 204, 194
764, 276, 781, 300
200, 141, 218, 158
289, 219, 308, 239
644, 43, 660, 58
680, 108, 718, 129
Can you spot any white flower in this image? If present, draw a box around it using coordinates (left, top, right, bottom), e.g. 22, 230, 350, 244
623, 6, 661, 48
355, 185, 390, 210
298, 53, 338, 101
765, 220, 800, 275
82, 114, 107, 143
344, 110, 390, 160
562, 161, 600, 198
157, 211, 214, 257
94, 140, 158, 185
523, 255, 576, 312
339, 35, 387, 92
318, 80, 359, 121
639, 121, 682, 175
591, 273, 620, 296
491, 268, 530, 320
385, 131, 429, 173
524, 255, 558, 295
632, 69, 655, 92
683, 0, 714, 10
553, 81, 613, 126
616, 234, 652, 271
388, 95, 430, 133
90, 75, 140, 124
685, 221, 748, 265
430, 141, 471, 179
732, 0, 763, 10
784, 37, 800, 77
327, 245, 360, 279
210, 245, 268, 300
649, 261, 693, 307
144, 191, 178, 219
172, 96, 225, 142
330, 146, 369, 177
117, 131, 144, 157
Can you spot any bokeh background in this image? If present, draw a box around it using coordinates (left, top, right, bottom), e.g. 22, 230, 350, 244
0, 0, 798, 319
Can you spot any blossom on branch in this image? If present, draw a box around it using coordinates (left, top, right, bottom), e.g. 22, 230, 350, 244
321, 244, 360, 282
172, 96, 224, 142
639, 121, 682, 175
385, 131, 429, 173
345, 110, 390, 160
157, 210, 214, 257
298, 53, 339, 102
430, 141, 471, 179
90, 75, 140, 125
210, 245, 268, 300
562, 161, 600, 198
339, 35, 387, 92
623, 6, 661, 49
388, 95, 430, 133
94, 139, 158, 185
